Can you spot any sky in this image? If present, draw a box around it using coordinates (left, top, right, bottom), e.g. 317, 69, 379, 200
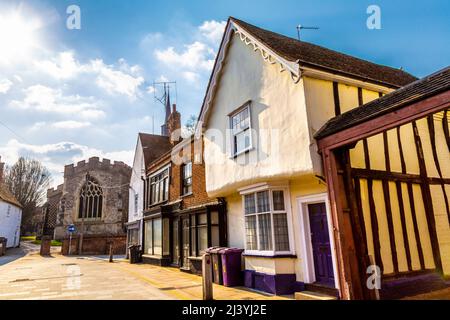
0, 0, 449, 188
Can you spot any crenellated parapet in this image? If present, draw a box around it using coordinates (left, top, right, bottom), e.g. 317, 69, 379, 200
64, 157, 131, 177
47, 184, 63, 198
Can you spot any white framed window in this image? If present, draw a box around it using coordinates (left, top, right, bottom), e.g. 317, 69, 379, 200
182, 161, 192, 195
149, 166, 169, 206
134, 194, 139, 214
241, 185, 292, 255
229, 102, 252, 157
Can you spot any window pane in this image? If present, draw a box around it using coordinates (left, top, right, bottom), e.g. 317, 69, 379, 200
244, 194, 256, 215
190, 215, 196, 256
245, 215, 257, 250
258, 213, 273, 251
154, 183, 159, 204
153, 218, 162, 256
186, 162, 192, 178
211, 226, 220, 247
273, 213, 290, 251
231, 113, 239, 130
198, 226, 208, 255
210, 211, 219, 225
235, 129, 251, 154
272, 190, 285, 211
163, 218, 170, 255
144, 221, 153, 255
191, 225, 196, 256
257, 191, 270, 213
164, 177, 169, 201
198, 213, 207, 225
240, 107, 249, 125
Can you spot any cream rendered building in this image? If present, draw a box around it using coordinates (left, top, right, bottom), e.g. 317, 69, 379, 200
197, 18, 417, 295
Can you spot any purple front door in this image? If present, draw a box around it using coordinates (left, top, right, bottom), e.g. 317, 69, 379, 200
308, 203, 335, 287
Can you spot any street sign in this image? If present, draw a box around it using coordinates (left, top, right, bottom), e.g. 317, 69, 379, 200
68, 224, 76, 233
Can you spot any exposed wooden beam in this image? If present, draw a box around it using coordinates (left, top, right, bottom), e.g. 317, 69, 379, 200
333, 81, 341, 116
317, 91, 450, 150
406, 182, 426, 270
396, 127, 407, 174
367, 178, 383, 273
412, 120, 443, 273
382, 180, 399, 274
351, 168, 450, 185
395, 181, 412, 271
443, 109, 450, 152
427, 115, 450, 225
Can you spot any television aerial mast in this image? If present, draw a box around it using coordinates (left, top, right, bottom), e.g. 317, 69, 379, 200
152, 81, 177, 136
296, 24, 319, 41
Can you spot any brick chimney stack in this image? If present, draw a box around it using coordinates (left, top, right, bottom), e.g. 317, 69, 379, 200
0, 156, 4, 183
168, 104, 181, 145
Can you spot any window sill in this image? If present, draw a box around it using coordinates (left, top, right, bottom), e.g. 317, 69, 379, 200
180, 192, 193, 199
75, 219, 103, 224
230, 147, 254, 159
146, 200, 168, 209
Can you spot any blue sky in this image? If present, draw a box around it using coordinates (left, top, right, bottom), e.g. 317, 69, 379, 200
0, 0, 449, 187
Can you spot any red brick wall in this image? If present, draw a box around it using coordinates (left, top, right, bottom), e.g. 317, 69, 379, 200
61, 235, 126, 255
169, 138, 213, 208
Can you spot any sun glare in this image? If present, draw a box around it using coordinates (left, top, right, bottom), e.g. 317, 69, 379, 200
0, 10, 42, 64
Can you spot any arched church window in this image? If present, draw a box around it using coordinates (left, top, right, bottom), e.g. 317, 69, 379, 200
78, 176, 103, 219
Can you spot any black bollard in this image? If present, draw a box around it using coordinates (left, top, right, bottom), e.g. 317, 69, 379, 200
109, 243, 113, 263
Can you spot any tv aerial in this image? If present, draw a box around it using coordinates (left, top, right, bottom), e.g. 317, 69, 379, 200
296, 24, 319, 41
152, 81, 177, 107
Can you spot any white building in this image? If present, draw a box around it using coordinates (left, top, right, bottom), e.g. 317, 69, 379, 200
0, 157, 22, 248
197, 17, 417, 296
126, 133, 171, 248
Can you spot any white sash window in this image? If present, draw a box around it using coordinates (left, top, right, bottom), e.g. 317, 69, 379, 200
241, 184, 293, 255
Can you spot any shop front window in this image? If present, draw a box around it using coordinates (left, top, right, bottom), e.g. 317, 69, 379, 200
184, 209, 224, 257
144, 218, 162, 255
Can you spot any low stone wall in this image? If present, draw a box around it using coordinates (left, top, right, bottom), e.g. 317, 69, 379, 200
61, 234, 126, 256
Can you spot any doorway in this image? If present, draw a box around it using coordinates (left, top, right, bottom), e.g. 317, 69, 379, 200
171, 217, 179, 266
181, 217, 190, 269
297, 193, 339, 289
308, 203, 334, 286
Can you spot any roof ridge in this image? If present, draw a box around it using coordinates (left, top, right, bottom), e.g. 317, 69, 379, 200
314, 66, 450, 139
230, 17, 417, 87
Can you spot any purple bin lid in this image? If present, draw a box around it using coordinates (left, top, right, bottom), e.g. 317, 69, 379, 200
219, 247, 244, 254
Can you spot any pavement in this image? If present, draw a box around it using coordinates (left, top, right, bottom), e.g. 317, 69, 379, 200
3, 242, 448, 300
0, 241, 293, 300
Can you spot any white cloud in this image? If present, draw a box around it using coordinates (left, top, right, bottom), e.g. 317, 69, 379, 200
9, 84, 105, 119
34, 51, 81, 80
90, 59, 144, 99
0, 78, 13, 94
199, 20, 227, 43
182, 71, 200, 83
35, 51, 145, 99
146, 85, 155, 94
150, 20, 226, 87
29, 121, 91, 131
51, 121, 91, 129
0, 139, 133, 188
155, 41, 215, 72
